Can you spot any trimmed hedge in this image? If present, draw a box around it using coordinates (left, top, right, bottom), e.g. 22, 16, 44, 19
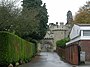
56, 38, 70, 48
0, 31, 37, 66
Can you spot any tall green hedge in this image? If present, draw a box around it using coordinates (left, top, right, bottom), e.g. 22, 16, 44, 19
0, 31, 37, 66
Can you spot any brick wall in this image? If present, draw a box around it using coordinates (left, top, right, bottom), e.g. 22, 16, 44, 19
65, 40, 90, 65
79, 40, 90, 61
56, 47, 66, 59
65, 44, 79, 65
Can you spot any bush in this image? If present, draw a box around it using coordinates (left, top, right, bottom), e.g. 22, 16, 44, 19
56, 38, 70, 48
0, 31, 37, 66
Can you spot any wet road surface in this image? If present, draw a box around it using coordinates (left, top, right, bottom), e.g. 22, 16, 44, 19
19, 52, 72, 67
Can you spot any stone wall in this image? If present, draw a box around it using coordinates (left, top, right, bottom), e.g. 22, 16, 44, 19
53, 30, 67, 50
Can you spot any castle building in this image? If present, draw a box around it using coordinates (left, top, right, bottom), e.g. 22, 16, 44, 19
49, 22, 68, 50
41, 22, 70, 51
38, 11, 73, 52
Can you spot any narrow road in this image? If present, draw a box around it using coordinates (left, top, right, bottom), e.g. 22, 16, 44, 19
19, 52, 72, 67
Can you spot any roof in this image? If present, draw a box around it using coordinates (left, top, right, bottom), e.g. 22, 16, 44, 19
67, 24, 90, 45
78, 24, 90, 30
76, 24, 90, 26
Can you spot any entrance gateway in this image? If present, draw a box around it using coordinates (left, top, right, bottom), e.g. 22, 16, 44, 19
41, 38, 54, 52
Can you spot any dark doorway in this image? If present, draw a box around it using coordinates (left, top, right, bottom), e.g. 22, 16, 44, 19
78, 46, 81, 65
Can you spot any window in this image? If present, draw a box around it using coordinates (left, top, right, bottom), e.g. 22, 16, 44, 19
83, 30, 90, 36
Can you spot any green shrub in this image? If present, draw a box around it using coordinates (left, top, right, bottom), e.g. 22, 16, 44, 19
56, 38, 70, 48
0, 31, 37, 66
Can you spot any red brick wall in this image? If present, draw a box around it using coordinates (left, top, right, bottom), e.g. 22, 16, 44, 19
73, 45, 79, 64
79, 40, 90, 61
56, 47, 65, 59
65, 44, 79, 65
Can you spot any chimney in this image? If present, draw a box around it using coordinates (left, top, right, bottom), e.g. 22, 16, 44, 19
56, 22, 58, 25
49, 23, 54, 29
60, 22, 64, 25
60, 22, 64, 28
56, 22, 58, 28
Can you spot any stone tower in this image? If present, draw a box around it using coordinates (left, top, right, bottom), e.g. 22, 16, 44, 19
67, 10, 73, 24
66, 11, 73, 37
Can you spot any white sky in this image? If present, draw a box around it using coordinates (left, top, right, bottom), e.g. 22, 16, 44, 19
42, 0, 89, 24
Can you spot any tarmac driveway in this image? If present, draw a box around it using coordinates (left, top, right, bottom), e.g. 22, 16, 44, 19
19, 52, 72, 67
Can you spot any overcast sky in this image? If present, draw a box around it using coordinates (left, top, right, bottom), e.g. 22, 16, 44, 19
42, 0, 89, 24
